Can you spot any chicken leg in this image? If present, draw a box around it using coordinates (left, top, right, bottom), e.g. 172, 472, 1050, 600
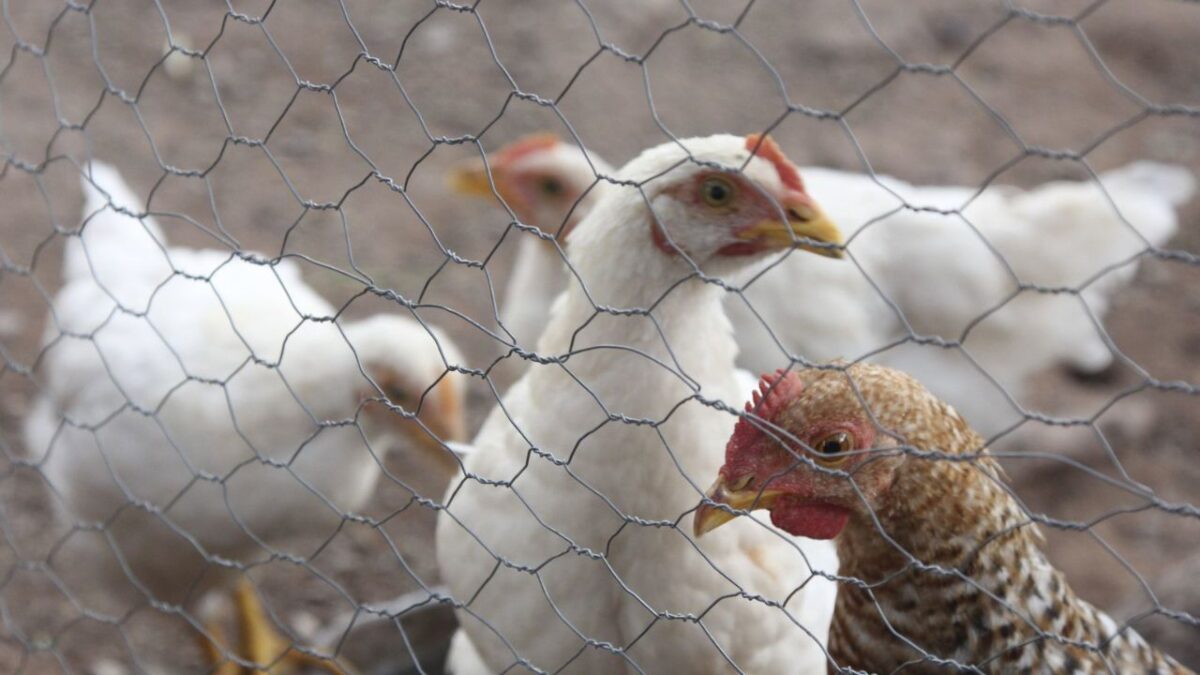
196, 619, 243, 675
201, 579, 356, 674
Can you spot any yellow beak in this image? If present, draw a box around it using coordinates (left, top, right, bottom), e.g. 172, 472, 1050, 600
693, 475, 785, 538
736, 201, 843, 259
404, 378, 468, 479
448, 158, 501, 199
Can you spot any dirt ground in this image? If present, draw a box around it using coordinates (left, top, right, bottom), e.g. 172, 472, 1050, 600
0, 0, 1197, 673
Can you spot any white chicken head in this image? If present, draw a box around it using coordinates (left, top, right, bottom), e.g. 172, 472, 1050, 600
343, 314, 467, 476
449, 133, 612, 242
575, 134, 842, 279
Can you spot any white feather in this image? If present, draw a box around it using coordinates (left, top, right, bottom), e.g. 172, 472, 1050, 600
26, 162, 465, 612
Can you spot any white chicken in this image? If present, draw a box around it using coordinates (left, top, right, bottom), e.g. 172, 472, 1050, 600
24, 161, 468, 672
451, 135, 1193, 438
436, 134, 843, 674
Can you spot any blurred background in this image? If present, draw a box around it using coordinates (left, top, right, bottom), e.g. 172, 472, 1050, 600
0, 0, 1197, 672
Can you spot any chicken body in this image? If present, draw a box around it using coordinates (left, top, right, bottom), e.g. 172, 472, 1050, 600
25, 162, 465, 667
697, 364, 1192, 673
437, 135, 841, 674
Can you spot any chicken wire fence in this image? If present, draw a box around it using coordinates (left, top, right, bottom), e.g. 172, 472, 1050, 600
0, 0, 1197, 673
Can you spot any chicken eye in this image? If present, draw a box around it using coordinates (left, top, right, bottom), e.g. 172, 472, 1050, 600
539, 176, 565, 196
383, 384, 408, 402
813, 431, 853, 465
701, 177, 735, 207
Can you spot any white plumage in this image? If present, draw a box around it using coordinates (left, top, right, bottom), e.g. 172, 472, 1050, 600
448, 134, 614, 374
495, 142, 614, 350
24, 162, 467, 662
453, 139, 1192, 437
745, 162, 1192, 437
437, 135, 841, 674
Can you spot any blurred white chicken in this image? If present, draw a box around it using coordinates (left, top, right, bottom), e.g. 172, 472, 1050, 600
24, 161, 468, 672
805, 162, 1193, 437
437, 134, 843, 674
448, 134, 613, 359
451, 134, 1193, 437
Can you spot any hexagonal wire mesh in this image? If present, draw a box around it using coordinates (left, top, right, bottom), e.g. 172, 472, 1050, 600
0, 0, 1197, 673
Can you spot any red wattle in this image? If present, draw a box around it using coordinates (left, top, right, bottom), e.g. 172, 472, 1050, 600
769, 497, 850, 540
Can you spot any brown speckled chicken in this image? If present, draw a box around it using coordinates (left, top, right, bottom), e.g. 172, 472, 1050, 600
694, 363, 1192, 674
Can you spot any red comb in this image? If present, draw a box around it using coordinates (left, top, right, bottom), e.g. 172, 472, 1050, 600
494, 132, 561, 167
744, 134, 806, 194
728, 369, 804, 455
747, 369, 803, 417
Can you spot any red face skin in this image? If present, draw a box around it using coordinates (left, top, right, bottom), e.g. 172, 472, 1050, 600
715, 371, 884, 540
650, 134, 829, 259
497, 172, 586, 240
484, 134, 587, 241
650, 171, 785, 256
650, 172, 826, 258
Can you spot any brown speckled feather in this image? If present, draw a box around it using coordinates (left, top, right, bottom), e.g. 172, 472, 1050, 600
783, 364, 1191, 674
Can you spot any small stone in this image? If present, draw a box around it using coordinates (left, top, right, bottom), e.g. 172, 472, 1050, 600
0, 309, 24, 338
163, 34, 196, 82
290, 610, 321, 641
